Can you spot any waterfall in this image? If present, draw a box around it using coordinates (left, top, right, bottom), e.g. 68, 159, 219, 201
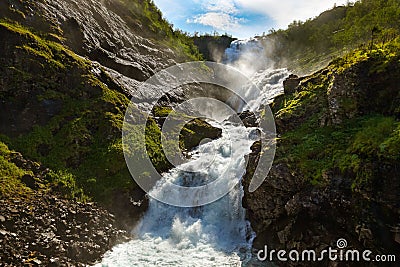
224, 38, 289, 110
96, 39, 289, 267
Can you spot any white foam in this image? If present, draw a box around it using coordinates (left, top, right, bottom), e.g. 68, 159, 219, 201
97, 39, 288, 267
96, 124, 255, 267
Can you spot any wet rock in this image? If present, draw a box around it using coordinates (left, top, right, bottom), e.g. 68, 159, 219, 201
180, 118, 222, 151
21, 174, 38, 189
0, 194, 130, 266
226, 111, 258, 127
283, 74, 300, 94
239, 111, 258, 127
243, 141, 400, 266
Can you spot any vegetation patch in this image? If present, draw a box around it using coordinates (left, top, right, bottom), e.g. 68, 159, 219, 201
0, 142, 32, 197
274, 39, 400, 188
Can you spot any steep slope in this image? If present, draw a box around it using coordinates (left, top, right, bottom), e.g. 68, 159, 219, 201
0, 1, 221, 264
0, 0, 208, 224
0, 141, 131, 265
242, 39, 400, 265
1, 0, 200, 76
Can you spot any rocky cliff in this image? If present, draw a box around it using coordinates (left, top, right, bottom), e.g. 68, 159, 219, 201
0, 0, 208, 201
242, 40, 400, 266
0, 0, 215, 264
192, 35, 236, 62
0, 141, 130, 265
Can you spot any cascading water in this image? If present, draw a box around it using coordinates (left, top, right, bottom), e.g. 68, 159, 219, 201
96, 39, 289, 267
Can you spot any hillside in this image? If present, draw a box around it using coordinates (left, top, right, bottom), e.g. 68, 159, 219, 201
243, 38, 400, 265
0, 1, 212, 263
257, 0, 400, 74
0, 0, 207, 200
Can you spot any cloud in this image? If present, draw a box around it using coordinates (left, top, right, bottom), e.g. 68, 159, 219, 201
187, 0, 245, 32
189, 12, 245, 31
155, 0, 350, 38
233, 0, 349, 28
203, 0, 238, 14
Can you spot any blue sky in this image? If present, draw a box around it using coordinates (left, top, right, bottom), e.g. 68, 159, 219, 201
153, 0, 349, 39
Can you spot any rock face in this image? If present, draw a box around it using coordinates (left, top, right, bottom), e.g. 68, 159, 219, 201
227, 111, 259, 128
0, 195, 129, 266
179, 119, 223, 151
0, 0, 201, 265
3, 0, 180, 76
193, 35, 236, 62
0, 144, 130, 266
243, 46, 400, 266
283, 74, 300, 95
0, 0, 196, 106
44, 0, 174, 81
327, 60, 400, 124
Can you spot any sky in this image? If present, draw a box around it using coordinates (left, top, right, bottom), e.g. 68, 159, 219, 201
153, 0, 350, 39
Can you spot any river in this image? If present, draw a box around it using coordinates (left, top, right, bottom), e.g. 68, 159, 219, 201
96, 39, 289, 266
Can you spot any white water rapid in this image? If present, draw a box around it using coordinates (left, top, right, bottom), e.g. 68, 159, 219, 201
96, 39, 289, 267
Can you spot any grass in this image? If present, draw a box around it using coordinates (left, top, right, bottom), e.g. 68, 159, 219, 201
274, 39, 400, 188
0, 6, 206, 205
0, 19, 171, 203
0, 142, 33, 198
0, 20, 89, 69
277, 115, 399, 186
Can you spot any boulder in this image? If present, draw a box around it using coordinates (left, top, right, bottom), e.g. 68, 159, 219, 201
283, 74, 300, 94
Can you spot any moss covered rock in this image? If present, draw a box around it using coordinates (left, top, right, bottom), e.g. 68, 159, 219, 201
243, 39, 400, 264
179, 118, 222, 151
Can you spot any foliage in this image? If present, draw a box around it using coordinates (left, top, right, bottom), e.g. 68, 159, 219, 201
45, 170, 87, 201
264, 0, 400, 74
274, 40, 400, 188
153, 106, 173, 117
0, 19, 217, 203
0, 20, 172, 203
120, 0, 202, 61
277, 115, 399, 185
0, 142, 32, 197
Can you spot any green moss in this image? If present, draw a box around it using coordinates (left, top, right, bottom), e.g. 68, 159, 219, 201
277, 114, 399, 186
275, 41, 399, 186
179, 118, 222, 151
349, 117, 397, 156
276, 74, 330, 122
0, 142, 32, 197
379, 123, 400, 160
37, 89, 66, 101
0, 19, 89, 70
153, 106, 173, 117
329, 38, 400, 74
145, 118, 172, 172
45, 170, 88, 201
0, 19, 136, 203
0, 12, 202, 205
